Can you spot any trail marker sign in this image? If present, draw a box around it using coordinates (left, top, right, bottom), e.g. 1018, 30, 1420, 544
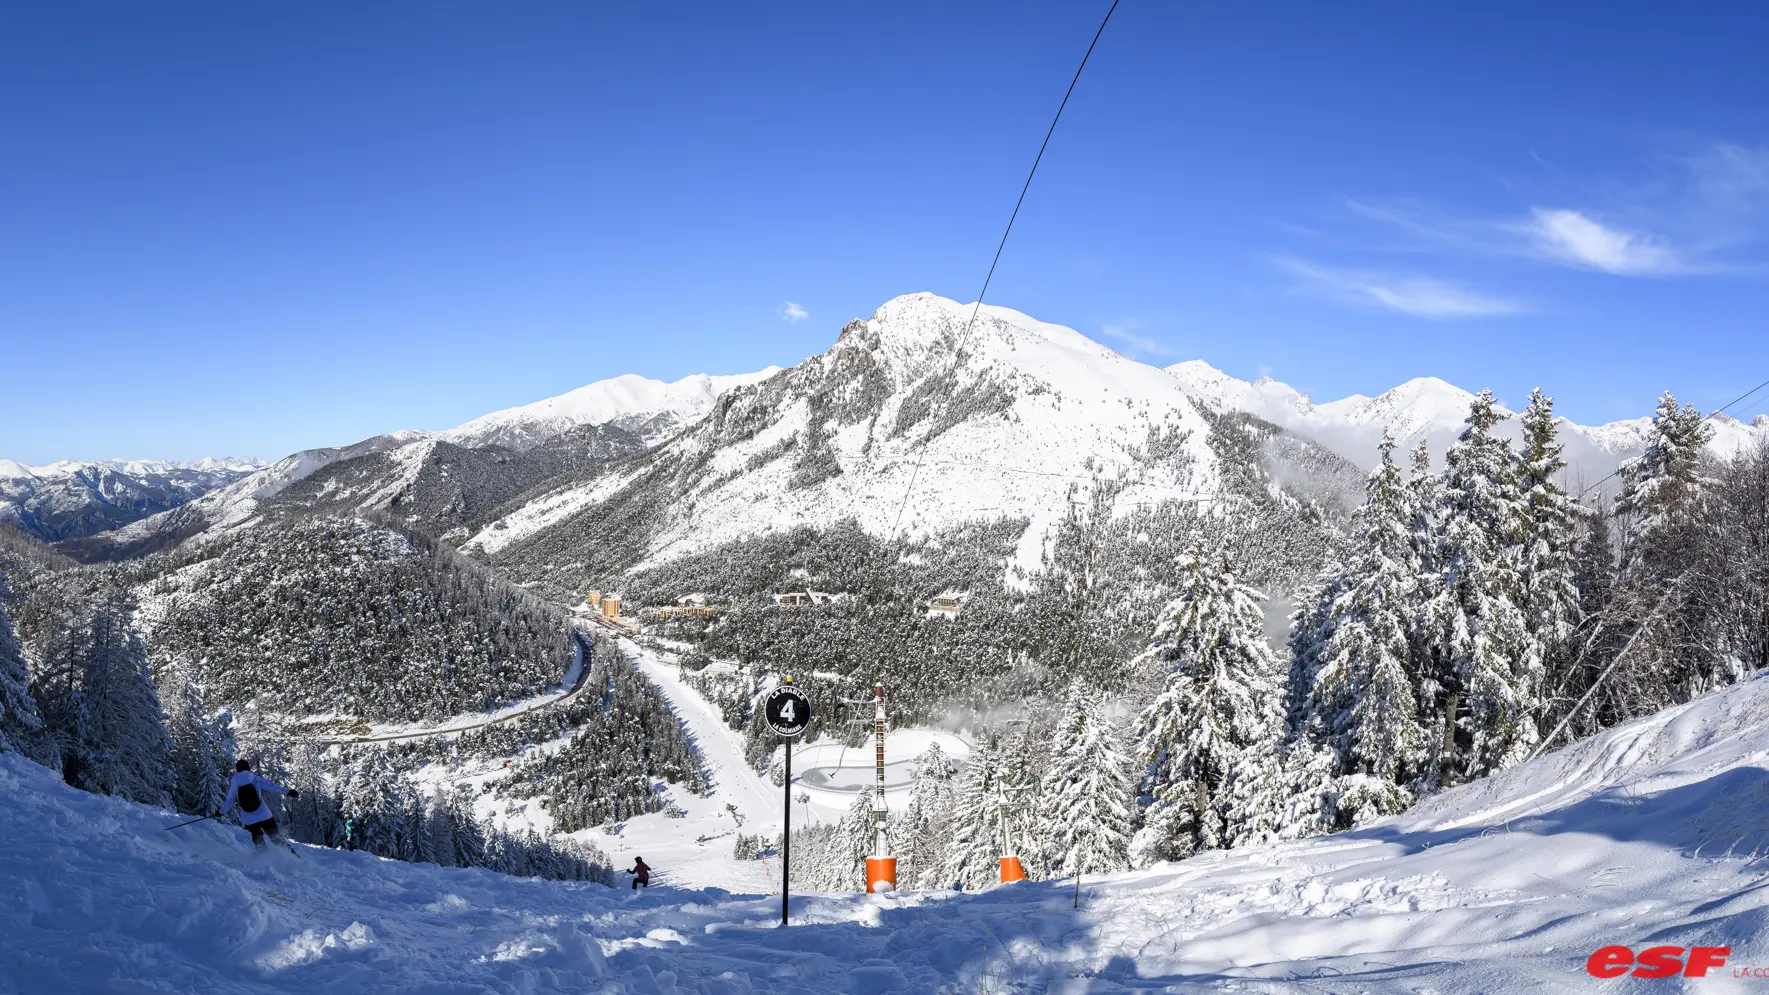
764, 685, 812, 739
767, 679, 813, 927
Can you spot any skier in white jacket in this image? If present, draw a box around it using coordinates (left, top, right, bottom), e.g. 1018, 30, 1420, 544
219, 759, 297, 848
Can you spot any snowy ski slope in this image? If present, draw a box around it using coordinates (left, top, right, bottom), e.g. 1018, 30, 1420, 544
8, 669, 1769, 992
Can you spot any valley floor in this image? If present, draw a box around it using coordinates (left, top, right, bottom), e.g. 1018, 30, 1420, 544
7, 672, 1769, 993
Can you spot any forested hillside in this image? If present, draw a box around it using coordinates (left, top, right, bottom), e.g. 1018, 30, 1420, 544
147, 516, 570, 722
782, 388, 1769, 891
0, 509, 700, 885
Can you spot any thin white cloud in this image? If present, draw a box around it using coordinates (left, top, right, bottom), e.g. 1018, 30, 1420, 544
1278, 257, 1526, 318
1688, 143, 1769, 203
1097, 323, 1175, 357
1521, 208, 1685, 275
782, 301, 808, 322
1340, 141, 1769, 279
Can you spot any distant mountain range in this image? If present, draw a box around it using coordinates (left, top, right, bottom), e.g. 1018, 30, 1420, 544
1165, 360, 1769, 479
23, 293, 1767, 577
0, 458, 264, 543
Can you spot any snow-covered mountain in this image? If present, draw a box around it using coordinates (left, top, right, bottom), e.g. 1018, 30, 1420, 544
0, 456, 263, 543
52, 292, 1763, 574
1168, 359, 1769, 477
51, 368, 779, 560
439, 369, 783, 451
471, 293, 1360, 594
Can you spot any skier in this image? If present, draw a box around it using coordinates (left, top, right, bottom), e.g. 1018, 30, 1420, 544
218, 759, 297, 849
627, 856, 651, 890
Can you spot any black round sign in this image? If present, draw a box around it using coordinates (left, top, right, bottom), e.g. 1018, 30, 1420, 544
763, 685, 813, 738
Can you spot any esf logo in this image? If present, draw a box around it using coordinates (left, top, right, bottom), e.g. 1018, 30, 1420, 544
1586, 946, 1731, 979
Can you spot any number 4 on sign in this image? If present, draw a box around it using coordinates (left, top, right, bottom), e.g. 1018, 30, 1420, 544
781, 699, 796, 723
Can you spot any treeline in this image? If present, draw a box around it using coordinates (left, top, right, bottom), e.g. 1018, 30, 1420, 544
252, 741, 612, 884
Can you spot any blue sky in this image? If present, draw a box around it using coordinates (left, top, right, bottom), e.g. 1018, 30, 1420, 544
4, 2, 1768, 463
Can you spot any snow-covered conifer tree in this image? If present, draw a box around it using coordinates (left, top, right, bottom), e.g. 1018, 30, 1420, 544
814, 790, 876, 891
163, 659, 234, 815
1405, 440, 1445, 661
341, 748, 410, 857
1131, 542, 1282, 866
1516, 389, 1584, 696
1303, 436, 1428, 817
1616, 392, 1714, 575
1282, 566, 1345, 740
70, 600, 175, 807
1423, 390, 1535, 785
0, 574, 44, 755
935, 738, 1002, 890
892, 743, 957, 888
1608, 392, 1734, 706
1039, 681, 1132, 877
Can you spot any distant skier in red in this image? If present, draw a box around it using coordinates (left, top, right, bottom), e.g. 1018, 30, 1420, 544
627, 857, 650, 889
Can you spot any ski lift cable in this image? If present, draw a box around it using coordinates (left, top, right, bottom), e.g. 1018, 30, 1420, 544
1574, 374, 1769, 503
883, 0, 1122, 546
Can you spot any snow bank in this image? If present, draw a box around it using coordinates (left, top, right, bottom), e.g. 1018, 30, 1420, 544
9, 671, 1769, 992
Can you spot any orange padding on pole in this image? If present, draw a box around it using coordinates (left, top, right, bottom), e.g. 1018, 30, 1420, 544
865, 857, 898, 893
999, 856, 1026, 884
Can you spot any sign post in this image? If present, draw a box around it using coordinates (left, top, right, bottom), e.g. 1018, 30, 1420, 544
763, 678, 812, 926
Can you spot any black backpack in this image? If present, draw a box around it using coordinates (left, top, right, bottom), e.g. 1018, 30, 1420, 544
237, 779, 261, 813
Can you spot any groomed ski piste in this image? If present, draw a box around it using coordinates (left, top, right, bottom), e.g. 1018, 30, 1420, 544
573, 639, 967, 894
8, 669, 1769, 993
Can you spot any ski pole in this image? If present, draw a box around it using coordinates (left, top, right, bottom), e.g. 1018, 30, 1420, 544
165, 815, 219, 831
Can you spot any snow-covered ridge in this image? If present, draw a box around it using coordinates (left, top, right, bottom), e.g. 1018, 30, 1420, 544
0, 456, 267, 544
1167, 359, 1769, 472
439, 368, 784, 451
0, 456, 264, 482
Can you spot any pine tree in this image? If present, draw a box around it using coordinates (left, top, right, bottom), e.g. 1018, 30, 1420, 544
1039, 681, 1132, 877
891, 743, 958, 888
996, 722, 1049, 879
163, 659, 234, 815
341, 748, 410, 856
1282, 566, 1345, 740
936, 738, 1002, 891
0, 574, 44, 755
1572, 503, 1616, 621
1609, 392, 1732, 706
1616, 392, 1714, 575
69, 599, 176, 807
1423, 390, 1535, 786
1516, 389, 1584, 703
1304, 436, 1428, 814
817, 790, 878, 891
1131, 542, 1282, 866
